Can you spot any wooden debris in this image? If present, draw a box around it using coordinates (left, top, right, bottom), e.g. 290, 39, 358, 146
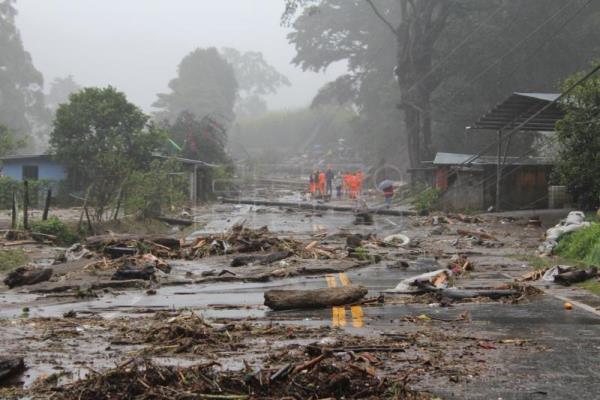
264, 285, 368, 310
0, 356, 26, 382
554, 267, 597, 286
4, 267, 53, 289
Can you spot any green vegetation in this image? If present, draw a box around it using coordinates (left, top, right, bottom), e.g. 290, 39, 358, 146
0, 2, 48, 136
0, 248, 28, 273
0, 124, 26, 157
153, 47, 238, 122
512, 254, 553, 270
30, 217, 79, 246
554, 224, 600, 266
551, 224, 600, 294
124, 159, 187, 219
411, 187, 442, 214
555, 71, 600, 210
50, 86, 166, 220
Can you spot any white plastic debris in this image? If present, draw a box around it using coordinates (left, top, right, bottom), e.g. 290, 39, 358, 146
64, 243, 93, 262
385, 269, 452, 293
383, 233, 411, 246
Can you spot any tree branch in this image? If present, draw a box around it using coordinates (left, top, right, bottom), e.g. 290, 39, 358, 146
365, 0, 398, 36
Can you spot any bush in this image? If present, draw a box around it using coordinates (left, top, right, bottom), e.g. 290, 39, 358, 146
124, 159, 188, 219
555, 223, 600, 265
30, 217, 79, 246
411, 186, 442, 214
0, 249, 28, 273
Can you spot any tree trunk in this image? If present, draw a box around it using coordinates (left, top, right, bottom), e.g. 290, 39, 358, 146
264, 285, 368, 310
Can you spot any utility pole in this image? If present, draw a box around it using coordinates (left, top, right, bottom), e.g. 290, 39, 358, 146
496, 130, 502, 212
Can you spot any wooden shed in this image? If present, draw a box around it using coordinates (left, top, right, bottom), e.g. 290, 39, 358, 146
432, 152, 553, 211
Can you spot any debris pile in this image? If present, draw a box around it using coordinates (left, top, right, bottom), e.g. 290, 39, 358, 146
523, 265, 598, 286
183, 224, 338, 261
41, 356, 422, 400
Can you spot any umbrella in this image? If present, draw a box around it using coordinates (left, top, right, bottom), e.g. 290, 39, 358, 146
378, 180, 394, 190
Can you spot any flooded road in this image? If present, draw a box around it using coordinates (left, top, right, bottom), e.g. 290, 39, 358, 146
2, 202, 600, 399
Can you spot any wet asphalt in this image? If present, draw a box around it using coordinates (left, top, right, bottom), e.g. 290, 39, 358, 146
2, 203, 600, 399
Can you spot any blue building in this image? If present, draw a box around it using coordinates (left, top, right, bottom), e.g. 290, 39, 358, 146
0, 154, 67, 181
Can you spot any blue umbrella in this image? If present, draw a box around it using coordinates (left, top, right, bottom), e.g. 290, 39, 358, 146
378, 180, 394, 190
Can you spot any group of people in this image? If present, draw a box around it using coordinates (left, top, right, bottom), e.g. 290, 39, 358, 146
309, 167, 364, 200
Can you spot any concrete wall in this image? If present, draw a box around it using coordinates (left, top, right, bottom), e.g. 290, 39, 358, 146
440, 170, 484, 211
1, 159, 67, 181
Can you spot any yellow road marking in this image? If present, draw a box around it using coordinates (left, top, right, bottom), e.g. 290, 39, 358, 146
326, 274, 337, 288
351, 305, 365, 328
338, 273, 365, 328
338, 272, 351, 286
337, 306, 347, 327
326, 275, 340, 327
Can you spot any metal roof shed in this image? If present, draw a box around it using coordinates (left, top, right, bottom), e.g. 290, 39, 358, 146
470, 92, 563, 132
467, 92, 564, 211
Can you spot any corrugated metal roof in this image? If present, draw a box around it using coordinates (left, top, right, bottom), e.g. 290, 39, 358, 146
514, 92, 560, 102
0, 154, 52, 162
470, 92, 564, 132
433, 152, 552, 166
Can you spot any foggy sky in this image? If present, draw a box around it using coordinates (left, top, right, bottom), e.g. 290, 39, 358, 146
16, 0, 344, 112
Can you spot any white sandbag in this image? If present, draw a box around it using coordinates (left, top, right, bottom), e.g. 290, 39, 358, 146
538, 211, 590, 255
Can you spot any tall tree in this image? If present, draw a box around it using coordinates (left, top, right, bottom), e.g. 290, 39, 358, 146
0, 123, 24, 157
284, 0, 600, 168
221, 48, 290, 117
46, 75, 81, 113
0, 0, 47, 136
167, 111, 232, 201
153, 48, 238, 123
555, 70, 600, 210
51, 87, 165, 218
168, 111, 230, 166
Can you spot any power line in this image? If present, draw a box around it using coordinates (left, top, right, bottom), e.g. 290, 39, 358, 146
435, 0, 582, 112
405, 2, 506, 95
434, 0, 594, 116
459, 62, 600, 167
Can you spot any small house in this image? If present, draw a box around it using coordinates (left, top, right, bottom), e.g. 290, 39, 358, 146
0, 154, 67, 182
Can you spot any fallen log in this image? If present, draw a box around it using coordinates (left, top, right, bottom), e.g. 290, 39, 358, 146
112, 266, 155, 281
554, 267, 597, 286
157, 216, 194, 227
0, 357, 26, 382
414, 281, 519, 300
85, 234, 180, 250
437, 288, 519, 300
230, 251, 293, 267
264, 285, 368, 311
221, 198, 415, 216
4, 267, 53, 289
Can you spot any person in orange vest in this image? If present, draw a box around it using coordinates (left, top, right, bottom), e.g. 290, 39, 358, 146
348, 173, 358, 199
318, 170, 326, 197
356, 171, 364, 195
343, 172, 351, 198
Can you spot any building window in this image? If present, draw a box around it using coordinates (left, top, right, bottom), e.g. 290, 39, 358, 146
22, 165, 39, 181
